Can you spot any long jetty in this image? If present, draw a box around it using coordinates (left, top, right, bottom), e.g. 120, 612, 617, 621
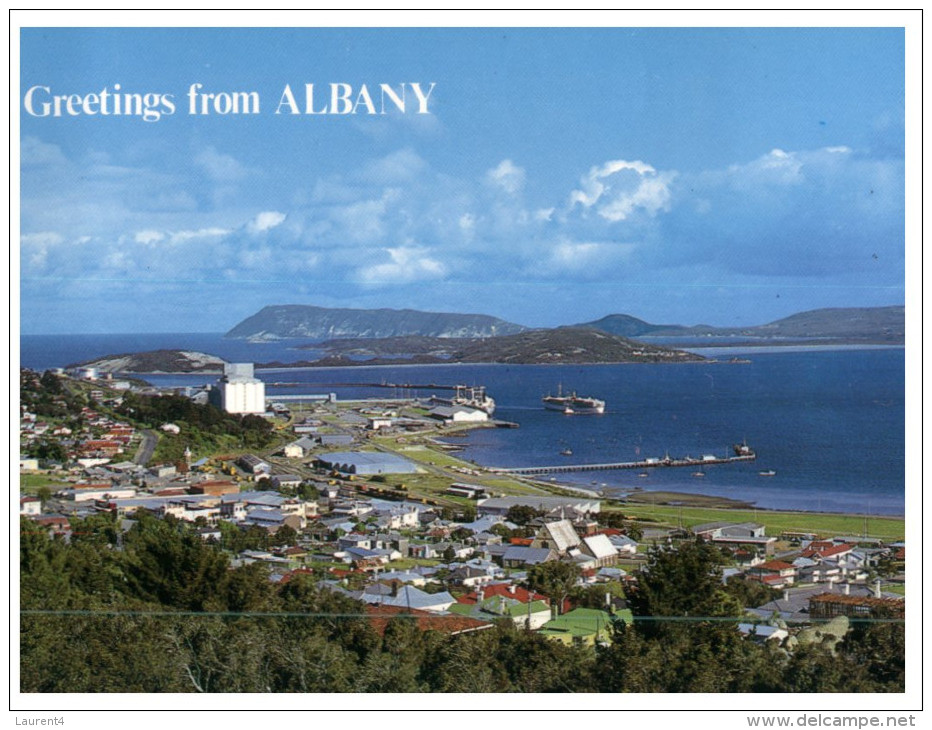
491, 451, 756, 476
266, 381, 466, 391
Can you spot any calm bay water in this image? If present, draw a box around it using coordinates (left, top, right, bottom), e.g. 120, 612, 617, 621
20, 334, 905, 516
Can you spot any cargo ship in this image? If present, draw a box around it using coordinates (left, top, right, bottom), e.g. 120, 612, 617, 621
430, 385, 496, 415
542, 386, 605, 414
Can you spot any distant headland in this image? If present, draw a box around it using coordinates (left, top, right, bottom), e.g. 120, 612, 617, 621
64, 304, 902, 374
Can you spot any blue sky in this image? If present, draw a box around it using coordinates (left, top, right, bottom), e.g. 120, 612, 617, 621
19, 27, 906, 334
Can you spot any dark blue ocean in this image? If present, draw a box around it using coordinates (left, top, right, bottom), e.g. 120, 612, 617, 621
20, 334, 905, 516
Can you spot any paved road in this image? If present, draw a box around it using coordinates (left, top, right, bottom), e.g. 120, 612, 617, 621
133, 429, 158, 465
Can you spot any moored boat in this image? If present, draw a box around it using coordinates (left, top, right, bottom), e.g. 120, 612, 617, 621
542, 385, 605, 414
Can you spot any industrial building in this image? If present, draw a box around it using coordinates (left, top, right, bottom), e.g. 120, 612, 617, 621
209, 363, 266, 415
317, 451, 419, 475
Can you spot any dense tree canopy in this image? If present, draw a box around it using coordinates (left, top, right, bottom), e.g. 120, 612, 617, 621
19, 520, 905, 693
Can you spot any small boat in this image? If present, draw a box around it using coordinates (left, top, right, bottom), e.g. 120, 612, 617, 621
560, 448, 573, 456
638, 472, 649, 478
759, 469, 776, 477
692, 471, 706, 478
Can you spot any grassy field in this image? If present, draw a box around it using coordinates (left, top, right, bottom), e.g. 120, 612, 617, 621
19, 473, 71, 493
608, 503, 905, 541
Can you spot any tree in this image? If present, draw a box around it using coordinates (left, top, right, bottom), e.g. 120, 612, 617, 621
121, 515, 230, 610
40, 370, 63, 394
525, 561, 581, 614
724, 575, 781, 610
627, 539, 742, 638
569, 581, 626, 611
36, 485, 53, 507
269, 524, 298, 547
506, 504, 545, 526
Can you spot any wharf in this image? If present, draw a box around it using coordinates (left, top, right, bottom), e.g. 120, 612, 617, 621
265, 381, 467, 391
491, 452, 756, 476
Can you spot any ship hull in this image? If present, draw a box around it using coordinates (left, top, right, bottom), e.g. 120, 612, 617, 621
542, 394, 605, 414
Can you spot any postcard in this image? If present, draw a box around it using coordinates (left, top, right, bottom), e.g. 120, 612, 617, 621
13, 10, 920, 720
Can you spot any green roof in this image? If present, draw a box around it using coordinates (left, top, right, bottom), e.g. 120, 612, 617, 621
448, 597, 551, 620
538, 608, 627, 638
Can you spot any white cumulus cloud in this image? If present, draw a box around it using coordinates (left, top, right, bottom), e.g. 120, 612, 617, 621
134, 230, 165, 245
486, 159, 526, 194
21, 136, 67, 166
358, 246, 447, 284
194, 146, 247, 182
570, 159, 675, 221
248, 211, 287, 233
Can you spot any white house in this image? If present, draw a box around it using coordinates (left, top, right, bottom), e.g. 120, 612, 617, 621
20, 496, 42, 516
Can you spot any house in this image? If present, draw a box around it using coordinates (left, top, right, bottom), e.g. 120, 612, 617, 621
748, 560, 798, 588
537, 608, 623, 646
20, 496, 42, 516
270, 474, 302, 490
195, 526, 222, 542
242, 508, 305, 532
793, 556, 842, 585
578, 534, 619, 568
808, 592, 904, 620
606, 533, 639, 556
800, 541, 854, 562
692, 521, 776, 555
446, 565, 497, 588
31, 514, 71, 535
341, 546, 392, 566
532, 519, 582, 555
373, 504, 421, 530
372, 533, 410, 557
356, 583, 456, 613
338, 533, 373, 551
289, 436, 318, 457
501, 546, 555, 568
376, 570, 429, 587
737, 623, 789, 644
449, 594, 552, 629
458, 582, 549, 607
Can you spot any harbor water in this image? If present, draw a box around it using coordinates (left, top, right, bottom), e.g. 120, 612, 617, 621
20, 335, 905, 515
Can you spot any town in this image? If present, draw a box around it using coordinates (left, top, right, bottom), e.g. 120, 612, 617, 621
19, 363, 906, 692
